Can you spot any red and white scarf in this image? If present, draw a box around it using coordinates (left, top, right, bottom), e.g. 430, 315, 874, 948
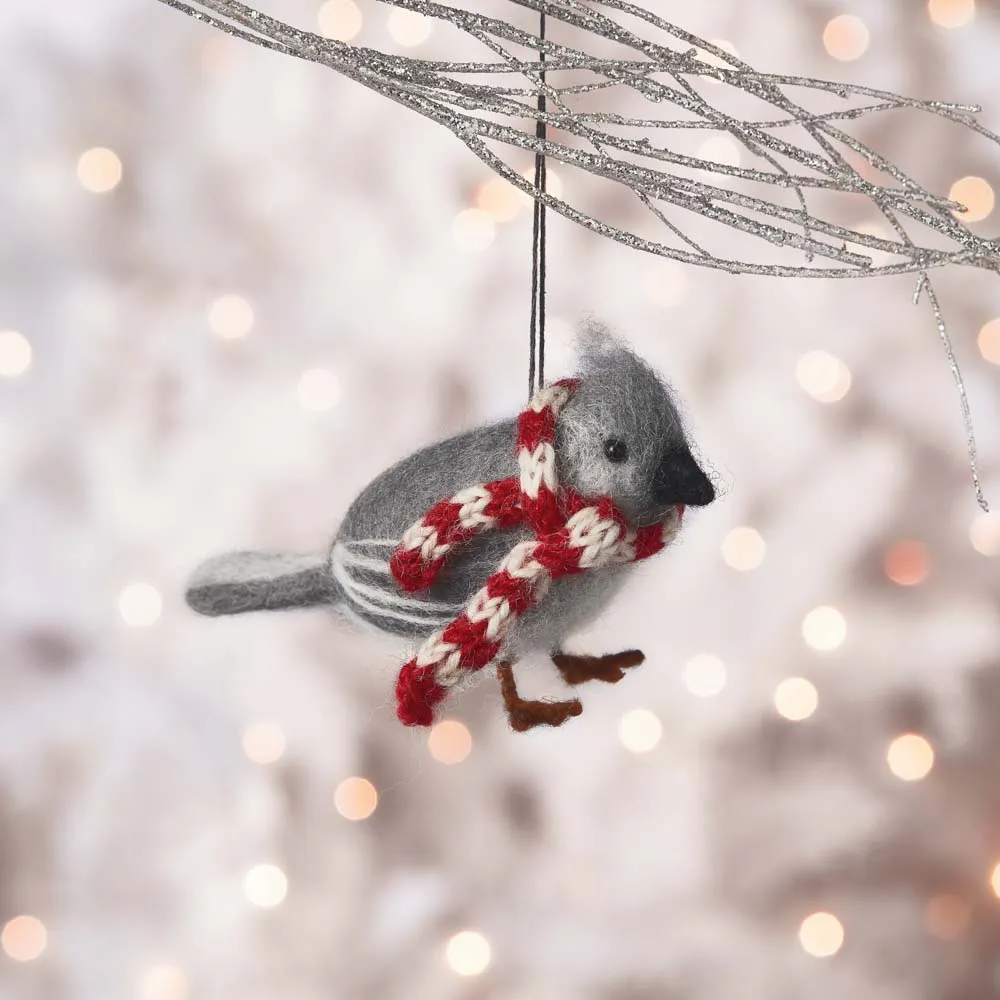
390, 379, 682, 726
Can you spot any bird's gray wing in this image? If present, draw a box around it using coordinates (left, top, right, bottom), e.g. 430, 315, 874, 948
331, 419, 530, 638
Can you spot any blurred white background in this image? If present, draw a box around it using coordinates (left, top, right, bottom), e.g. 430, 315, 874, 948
1, 0, 999, 998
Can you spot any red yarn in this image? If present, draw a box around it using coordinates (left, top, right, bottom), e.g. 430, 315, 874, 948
390, 477, 522, 592
395, 663, 447, 727
390, 379, 683, 726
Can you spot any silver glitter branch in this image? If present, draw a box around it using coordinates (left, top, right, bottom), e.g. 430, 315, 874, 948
153, 0, 996, 508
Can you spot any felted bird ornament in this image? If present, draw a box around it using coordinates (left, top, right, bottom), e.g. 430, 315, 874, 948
186, 323, 716, 731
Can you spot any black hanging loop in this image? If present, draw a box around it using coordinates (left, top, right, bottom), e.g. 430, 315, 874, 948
528, 7, 547, 399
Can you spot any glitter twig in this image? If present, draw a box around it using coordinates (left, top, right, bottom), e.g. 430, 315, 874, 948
152, 0, 996, 508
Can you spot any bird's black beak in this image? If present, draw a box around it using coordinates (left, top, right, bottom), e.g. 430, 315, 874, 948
653, 447, 715, 507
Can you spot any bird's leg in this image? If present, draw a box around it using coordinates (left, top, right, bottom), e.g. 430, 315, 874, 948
551, 649, 645, 686
497, 661, 583, 732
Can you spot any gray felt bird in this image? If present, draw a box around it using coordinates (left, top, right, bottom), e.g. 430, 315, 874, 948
186, 324, 715, 730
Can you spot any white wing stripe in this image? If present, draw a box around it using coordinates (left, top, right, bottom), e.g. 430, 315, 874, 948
331, 544, 465, 623
335, 546, 394, 576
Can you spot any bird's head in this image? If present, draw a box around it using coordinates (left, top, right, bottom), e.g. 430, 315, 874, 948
555, 321, 716, 526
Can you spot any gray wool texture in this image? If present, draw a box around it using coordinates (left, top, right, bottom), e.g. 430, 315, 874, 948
185, 323, 708, 657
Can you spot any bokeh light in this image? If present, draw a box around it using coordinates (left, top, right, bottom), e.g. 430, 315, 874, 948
208, 294, 254, 339
140, 964, 189, 1000
334, 776, 378, 820
297, 368, 341, 411
618, 709, 663, 753
0, 329, 32, 378
978, 318, 1000, 364
991, 862, 1000, 898
883, 540, 930, 586
476, 177, 523, 222
1, 915, 47, 962
698, 38, 739, 79
519, 166, 564, 200
887, 733, 935, 781
428, 720, 473, 764
774, 677, 819, 721
244, 864, 287, 908
923, 894, 970, 940
77, 146, 123, 193
452, 208, 496, 251
822, 15, 870, 61
969, 512, 1000, 556
387, 8, 432, 46
445, 930, 491, 977
118, 582, 163, 627
795, 350, 852, 402
949, 176, 994, 222
721, 526, 766, 571
928, 0, 975, 28
683, 654, 727, 697
242, 721, 286, 765
696, 135, 741, 168
199, 37, 233, 75
799, 911, 844, 957
802, 606, 846, 651
317, 0, 362, 41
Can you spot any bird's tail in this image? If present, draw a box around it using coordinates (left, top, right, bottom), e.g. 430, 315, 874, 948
185, 551, 339, 617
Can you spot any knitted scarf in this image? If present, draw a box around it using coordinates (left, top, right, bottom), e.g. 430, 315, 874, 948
390, 379, 683, 726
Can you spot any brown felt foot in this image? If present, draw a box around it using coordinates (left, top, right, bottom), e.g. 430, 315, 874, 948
551, 649, 646, 686
497, 661, 583, 733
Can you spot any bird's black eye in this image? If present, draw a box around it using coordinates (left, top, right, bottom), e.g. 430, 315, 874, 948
603, 438, 629, 463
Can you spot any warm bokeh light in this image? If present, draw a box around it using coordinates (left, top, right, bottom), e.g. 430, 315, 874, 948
317, 0, 362, 41
708, 38, 739, 58
208, 294, 254, 340
721, 526, 766, 571
428, 720, 473, 764
799, 911, 844, 957
978, 318, 1000, 364
949, 176, 994, 222
77, 146, 123, 193
822, 15, 870, 61
445, 930, 491, 977
242, 720, 286, 765
0, 329, 32, 377
969, 512, 1000, 557
476, 177, 523, 222
887, 733, 935, 781
698, 38, 739, 80
334, 776, 378, 820
387, 8, 432, 46
802, 605, 846, 652
199, 37, 233, 75
928, 0, 975, 29
991, 862, 1000, 898
297, 368, 341, 411
618, 709, 663, 753
696, 135, 741, 168
924, 894, 970, 940
118, 582, 163, 627
140, 964, 189, 1000
683, 654, 727, 698
774, 677, 819, 721
244, 863, 287, 908
1, 915, 47, 962
883, 540, 930, 586
645, 262, 688, 308
519, 166, 564, 200
452, 208, 496, 251
795, 350, 852, 403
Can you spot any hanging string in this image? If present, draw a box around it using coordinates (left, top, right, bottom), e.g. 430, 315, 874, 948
527, 6, 547, 398
158, 0, 994, 509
